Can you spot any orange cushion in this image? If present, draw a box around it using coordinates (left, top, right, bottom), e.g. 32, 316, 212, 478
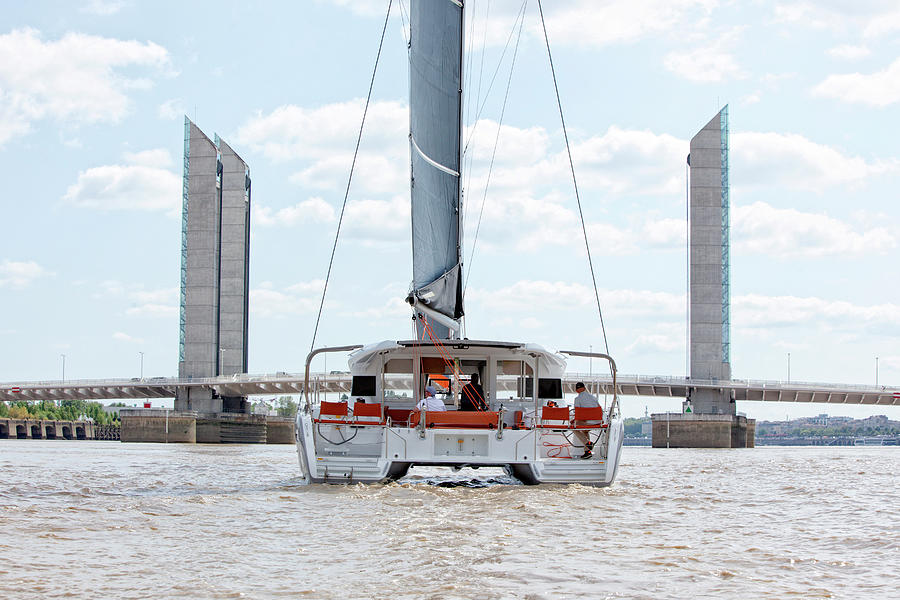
540, 407, 570, 422
319, 401, 348, 417
573, 406, 603, 421
353, 402, 382, 418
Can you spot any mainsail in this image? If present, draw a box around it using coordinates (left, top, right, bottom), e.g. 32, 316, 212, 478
406, 0, 465, 339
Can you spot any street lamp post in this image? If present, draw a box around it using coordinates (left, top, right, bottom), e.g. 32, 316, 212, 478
60, 354, 66, 382
139, 351, 145, 380
589, 344, 593, 375
787, 352, 791, 384
876, 356, 879, 387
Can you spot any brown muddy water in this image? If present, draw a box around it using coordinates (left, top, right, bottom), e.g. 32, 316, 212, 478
0, 442, 896, 599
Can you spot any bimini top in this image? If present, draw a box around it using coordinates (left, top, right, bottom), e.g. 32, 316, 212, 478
396, 339, 525, 349
347, 339, 567, 373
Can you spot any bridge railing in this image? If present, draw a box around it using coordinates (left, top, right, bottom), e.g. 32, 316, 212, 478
565, 372, 891, 393
2, 371, 894, 395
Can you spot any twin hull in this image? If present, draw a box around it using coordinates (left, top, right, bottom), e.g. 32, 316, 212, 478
295, 413, 624, 486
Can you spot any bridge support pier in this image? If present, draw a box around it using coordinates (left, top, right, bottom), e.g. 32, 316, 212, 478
651, 413, 755, 448
120, 409, 294, 444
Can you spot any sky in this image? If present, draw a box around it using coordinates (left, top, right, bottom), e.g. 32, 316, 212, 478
1, 0, 899, 420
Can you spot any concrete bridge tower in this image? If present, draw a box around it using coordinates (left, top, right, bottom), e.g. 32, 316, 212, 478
688, 106, 732, 414
176, 118, 251, 414
652, 106, 755, 447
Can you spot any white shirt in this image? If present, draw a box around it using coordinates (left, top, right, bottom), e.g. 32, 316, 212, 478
416, 395, 446, 411
574, 390, 599, 409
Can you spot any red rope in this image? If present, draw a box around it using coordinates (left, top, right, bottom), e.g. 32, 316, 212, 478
542, 440, 573, 458
419, 315, 487, 410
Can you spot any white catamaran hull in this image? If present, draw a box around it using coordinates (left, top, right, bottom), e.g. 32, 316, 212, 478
296, 412, 624, 486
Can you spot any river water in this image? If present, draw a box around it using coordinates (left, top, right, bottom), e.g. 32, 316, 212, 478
1, 442, 896, 599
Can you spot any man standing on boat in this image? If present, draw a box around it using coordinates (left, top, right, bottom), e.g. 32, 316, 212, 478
573, 382, 600, 459
459, 373, 486, 411
417, 385, 446, 412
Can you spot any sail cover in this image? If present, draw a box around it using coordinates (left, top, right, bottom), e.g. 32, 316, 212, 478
407, 0, 464, 338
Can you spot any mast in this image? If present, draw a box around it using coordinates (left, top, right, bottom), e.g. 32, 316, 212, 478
406, 0, 465, 339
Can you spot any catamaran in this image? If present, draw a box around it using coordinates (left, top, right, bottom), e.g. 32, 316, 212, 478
296, 0, 624, 485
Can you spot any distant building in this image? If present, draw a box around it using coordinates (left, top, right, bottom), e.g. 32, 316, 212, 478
176, 117, 251, 414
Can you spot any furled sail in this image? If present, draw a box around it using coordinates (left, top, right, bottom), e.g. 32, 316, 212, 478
406, 0, 465, 339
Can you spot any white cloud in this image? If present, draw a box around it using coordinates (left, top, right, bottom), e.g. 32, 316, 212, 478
733, 201, 896, 258
773, 2, 900, 38
465, 120, 550, 165
317, 0, 387, 18
322, 0, 717, 47
735, 294, 900, 333
538, 0, 718, 47
0, 28, 170, 146
863, 9, 900, 38
236, 99, 696, 254
129, 287, 177, 305
251, 280, 326, 318
253, 197, 335, 227
340, 296, 410, 321
289, 152, 407, 194
467, 281, 684, 318
732, 131, 897, 191
63, 149, 181, 214
827, 44, 871, 60
469, 189, 686, 257
626, 333, 684, 354
812, 57, 900, 107
235, 100, 407, 163
465, 125, 686, 215
0, 260, 51, 290
93, 282, 177, 317
238, 98, 687, 204
235, 100, 410, 214
642, 218, 686, 249
742, 91, 762, 105
571, 127, 686, 195
125, 304, 177, 318
81, 1, 126, 16
123, 148, 173, 169
112, 331, 144, 344
469, 280, 900, 351
664, 29, 746, 83
158, 98, 185, 120
345, 195, 410, 241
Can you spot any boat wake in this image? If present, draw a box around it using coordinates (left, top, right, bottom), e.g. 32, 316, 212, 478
399, 467, 523, 488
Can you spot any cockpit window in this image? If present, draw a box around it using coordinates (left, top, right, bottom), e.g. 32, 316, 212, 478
496, 360, 534, 401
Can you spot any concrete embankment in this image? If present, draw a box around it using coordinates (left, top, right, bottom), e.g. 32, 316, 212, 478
120, 409, 295, 444
0, 418, 100, 440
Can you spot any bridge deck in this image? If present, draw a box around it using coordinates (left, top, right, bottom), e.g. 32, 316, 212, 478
1, 373, 898, 405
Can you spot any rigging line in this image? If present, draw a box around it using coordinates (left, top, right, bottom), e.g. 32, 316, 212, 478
463, 0, 476, 133
421, 317, 487, 410
398, 0, 410, 51
536, 0, 610, 357
309, 0, 393, 353
685, 161, 690, 378
461, 0, 528, 159
461, 0, 527, 250
474, 0, 491, 135
463, 0, 526, 297
460, 0, 477, 267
